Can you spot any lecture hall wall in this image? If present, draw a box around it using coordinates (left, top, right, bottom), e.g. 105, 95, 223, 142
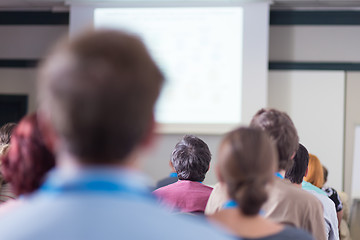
1, 10, 360, 196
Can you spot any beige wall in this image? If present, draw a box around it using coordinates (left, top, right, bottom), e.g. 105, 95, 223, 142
345, 72, 360, 195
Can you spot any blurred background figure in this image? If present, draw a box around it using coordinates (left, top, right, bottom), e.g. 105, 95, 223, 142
0, 122, 17, 204
286, 145, 339, 240
323, 165, 351, 240
322, 165, 344, 227
210, 127, 313, 240
0, 113, 55, 214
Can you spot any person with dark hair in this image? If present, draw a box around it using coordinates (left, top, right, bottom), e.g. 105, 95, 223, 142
153, 135, 213, 213
322, 166, 344, 227
0, 30, 233, 240
210, 127, 313, 240
0, 122, 17, 205
285, 144, 339, 240
206, 108, 326, 240
0, 113, 55, 214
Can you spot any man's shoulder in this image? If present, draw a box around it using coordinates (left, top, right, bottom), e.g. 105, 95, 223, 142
154, 181, 212, 195
270, 178, 322, 208
0, 193, 234, 240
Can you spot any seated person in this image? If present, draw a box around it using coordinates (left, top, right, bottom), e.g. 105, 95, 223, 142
0, 30, 233, 240
210, 127, 313, 240
153, 135, 212, 213
206, 109, 326, 240
0, 113, 56, 215
285, 144, 339, 240
323, 165, 344, 227
0, 122, 17, 204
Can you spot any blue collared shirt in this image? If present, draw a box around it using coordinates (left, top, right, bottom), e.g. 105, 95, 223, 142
0, 167, 235, 240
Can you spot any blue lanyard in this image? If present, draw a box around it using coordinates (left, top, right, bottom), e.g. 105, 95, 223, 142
222, 199, 265, 216
169, 172, 178, 178
40, 178, 155, 201
223, 200, 238, 209
275, 172, 284, 179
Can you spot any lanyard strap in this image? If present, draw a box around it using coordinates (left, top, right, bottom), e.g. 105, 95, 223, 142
222, 199, 265, 216
169, 172, 178, 178
40, 179, 155, 201
275, 172, 284, 179
223, 200, 238, 209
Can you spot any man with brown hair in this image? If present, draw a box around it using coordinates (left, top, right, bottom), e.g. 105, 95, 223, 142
206, 108, 326, 240
0, 30, 232, 240
250, 109, 326, 240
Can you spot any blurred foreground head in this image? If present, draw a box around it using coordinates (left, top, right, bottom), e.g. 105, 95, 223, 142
1, 113, 55, 196
37, 30, 164, 164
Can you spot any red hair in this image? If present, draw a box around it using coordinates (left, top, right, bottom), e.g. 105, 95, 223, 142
0, 113, 55, 196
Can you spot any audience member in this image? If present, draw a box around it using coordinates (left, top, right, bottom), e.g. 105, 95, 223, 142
0, 30, 234, 240
323, 165, 344, 227
285, 144, 339, 240
0, 113, 55, 214
304, 154, 325, 189
155, 160, 178, 189
0, 122, 17, 204
210, 127, 313, 240
153, 135, 212, 213
206, 108, 326, 240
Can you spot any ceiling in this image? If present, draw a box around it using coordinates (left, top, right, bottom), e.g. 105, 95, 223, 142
1, 0, 360, 10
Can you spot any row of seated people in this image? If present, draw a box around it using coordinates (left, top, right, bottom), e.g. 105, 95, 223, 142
153, 109, 348, 240
0, 29, 350, 240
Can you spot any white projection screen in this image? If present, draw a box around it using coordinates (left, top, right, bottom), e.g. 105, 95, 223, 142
94, 7, 243, 133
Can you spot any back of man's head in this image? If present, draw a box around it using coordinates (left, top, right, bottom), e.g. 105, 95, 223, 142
37, 30, 164, 164
285, 143, 309, 184
250, 108, 299, 171
171, 135, 211, 182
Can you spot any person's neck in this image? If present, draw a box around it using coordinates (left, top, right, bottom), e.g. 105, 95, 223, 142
56, 149, 140, 173
277, 170, 286, 178
293, 183, 302, 188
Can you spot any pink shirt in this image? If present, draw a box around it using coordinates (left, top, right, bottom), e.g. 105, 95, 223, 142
153, 180, 213, 213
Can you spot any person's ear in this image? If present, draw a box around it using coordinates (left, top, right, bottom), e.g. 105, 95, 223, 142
305, 167, 309, 177
290, 152, 296, 160
169, 160, 175, 172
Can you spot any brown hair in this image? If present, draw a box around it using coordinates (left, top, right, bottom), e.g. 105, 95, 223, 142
37, 30, 164, 164
250, 108, 299, 171
304, 153, 324, 188
218, 127, 278, 216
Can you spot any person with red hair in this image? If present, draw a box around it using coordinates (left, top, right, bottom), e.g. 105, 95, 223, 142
0, 113, 55, 214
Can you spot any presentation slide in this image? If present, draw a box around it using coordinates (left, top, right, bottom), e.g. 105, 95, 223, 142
95, 7, 243, 126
